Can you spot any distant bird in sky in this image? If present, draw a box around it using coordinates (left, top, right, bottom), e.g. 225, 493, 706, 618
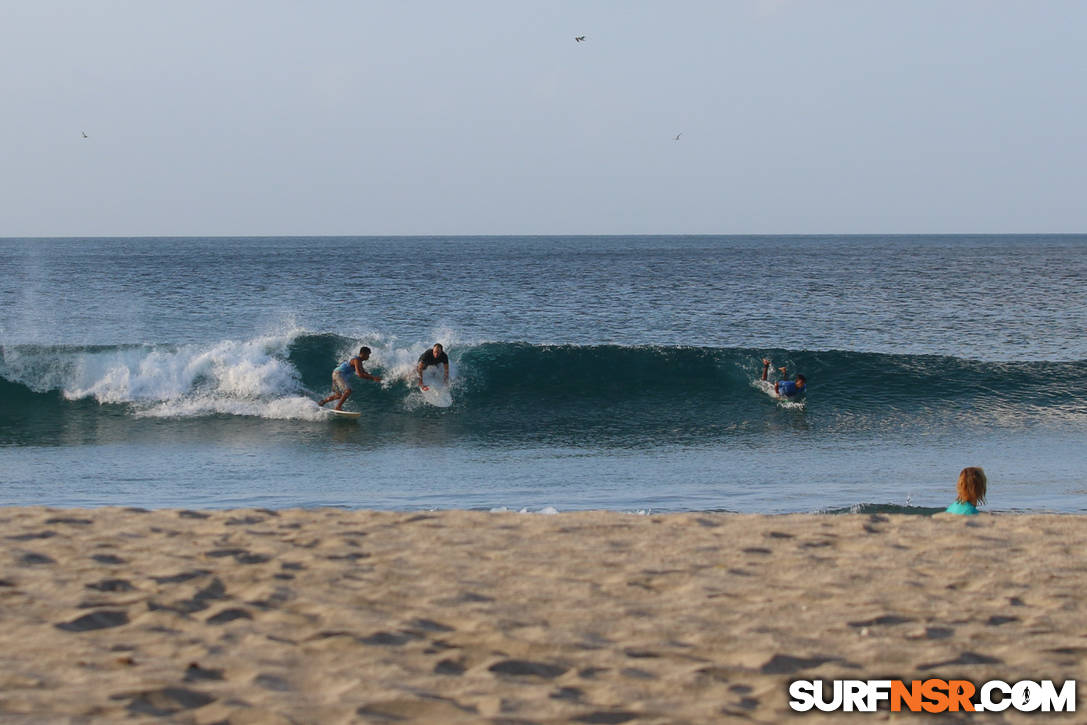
674, 133, 683, 141
575, 35, 585, 42
82, 131, 88, 139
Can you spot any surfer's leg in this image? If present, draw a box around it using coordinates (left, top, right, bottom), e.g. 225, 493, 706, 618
324, 372, 347, 407
335, 388, 352, 411
320, 375, 337, 406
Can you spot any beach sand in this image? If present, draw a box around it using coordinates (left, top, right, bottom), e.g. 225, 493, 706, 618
0, 507, 1083, 723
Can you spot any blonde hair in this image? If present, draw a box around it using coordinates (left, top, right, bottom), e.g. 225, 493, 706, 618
956, 467, 987, 506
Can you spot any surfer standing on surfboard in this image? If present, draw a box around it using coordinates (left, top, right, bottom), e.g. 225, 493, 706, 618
761, 358, 807, 398
318, 346, 382, 411
417, 343, 449, 391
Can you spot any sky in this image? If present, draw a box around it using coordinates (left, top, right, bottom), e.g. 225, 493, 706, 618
1, 0, 1086, 236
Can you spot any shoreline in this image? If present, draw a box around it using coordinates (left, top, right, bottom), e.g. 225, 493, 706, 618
1, 507, 1083, 722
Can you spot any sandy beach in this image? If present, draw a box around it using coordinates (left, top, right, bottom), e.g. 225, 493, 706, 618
1, 507, 1084, 723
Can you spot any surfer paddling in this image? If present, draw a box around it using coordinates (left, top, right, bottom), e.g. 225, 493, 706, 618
761, 358, 806, 398
417, 343, 449, 391
319, 347, 382, 410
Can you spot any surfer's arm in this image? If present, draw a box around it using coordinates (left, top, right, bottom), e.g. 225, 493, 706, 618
442, 362, 449, 383
354, 359, 381, 382
416, 361, 429, 390
761, 359, 771, 381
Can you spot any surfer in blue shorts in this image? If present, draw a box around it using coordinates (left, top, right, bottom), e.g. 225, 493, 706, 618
319, 346, 382, 410
761, 358, 806, 397
417, 343, 449, 391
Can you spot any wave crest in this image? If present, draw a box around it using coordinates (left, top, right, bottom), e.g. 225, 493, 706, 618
2, 336, 1084, 434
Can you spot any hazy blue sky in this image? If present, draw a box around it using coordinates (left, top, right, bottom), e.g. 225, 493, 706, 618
2, 1, 1085, 235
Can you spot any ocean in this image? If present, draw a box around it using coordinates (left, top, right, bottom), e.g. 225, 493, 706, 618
1, 235, 1084, 513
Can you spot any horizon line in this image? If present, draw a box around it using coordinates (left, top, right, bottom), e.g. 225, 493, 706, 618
3, 231, 1087, 240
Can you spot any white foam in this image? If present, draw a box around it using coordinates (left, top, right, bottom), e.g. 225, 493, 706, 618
2, 326, 475, 421
63, 335, 303, 406
517, 506, 560, 515
2, 331, 323, 419
137, 394, 327, 421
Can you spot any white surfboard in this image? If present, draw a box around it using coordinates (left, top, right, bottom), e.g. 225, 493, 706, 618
419, 368, 453, 408
316, 402, 361, 419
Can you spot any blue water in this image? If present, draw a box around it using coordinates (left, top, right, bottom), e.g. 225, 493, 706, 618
2, 235, 1084, 513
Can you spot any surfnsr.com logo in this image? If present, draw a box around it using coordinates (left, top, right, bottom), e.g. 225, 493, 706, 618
789, 679, 1076, 713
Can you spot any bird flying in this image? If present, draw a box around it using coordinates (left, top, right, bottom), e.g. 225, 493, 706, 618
82, 131, 88, 139
673, 133, 683, 141
575, 35, 585, 42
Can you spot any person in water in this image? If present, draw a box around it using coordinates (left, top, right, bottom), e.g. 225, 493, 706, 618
319, 346, 382, 410
417, 343, 449, 391
946, 467, 987, 515
761, 358, 807, 397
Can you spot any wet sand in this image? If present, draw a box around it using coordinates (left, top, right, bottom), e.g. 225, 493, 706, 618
0, 507, 1084, 723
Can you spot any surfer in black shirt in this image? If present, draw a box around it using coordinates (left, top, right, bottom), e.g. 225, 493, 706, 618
417, 343, 449, 391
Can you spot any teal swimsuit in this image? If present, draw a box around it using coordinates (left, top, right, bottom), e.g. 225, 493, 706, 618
945, 500, 979, 515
